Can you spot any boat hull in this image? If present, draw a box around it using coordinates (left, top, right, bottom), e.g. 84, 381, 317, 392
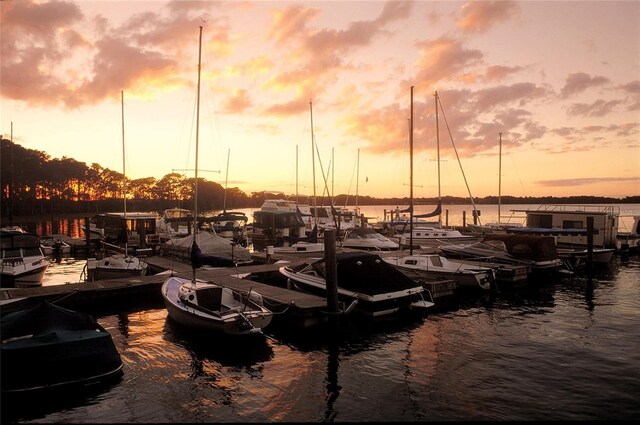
162, 277, 272, 335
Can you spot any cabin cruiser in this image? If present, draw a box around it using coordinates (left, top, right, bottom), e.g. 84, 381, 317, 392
340, 227, 399, 251
1, 229, 49, 288
279, 251, 434, 318
383, 253, 495, 291
157, 207, 194, 242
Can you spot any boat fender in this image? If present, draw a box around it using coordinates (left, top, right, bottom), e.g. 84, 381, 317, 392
248, 291, 264, 306
344, 299, 359, 314
87, 258, 97, 270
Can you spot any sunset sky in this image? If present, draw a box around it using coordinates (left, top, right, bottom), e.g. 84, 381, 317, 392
1, 0, 639, 200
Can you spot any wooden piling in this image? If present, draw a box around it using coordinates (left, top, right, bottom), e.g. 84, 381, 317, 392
587, 217, 594, 272
324, 229, 338, 314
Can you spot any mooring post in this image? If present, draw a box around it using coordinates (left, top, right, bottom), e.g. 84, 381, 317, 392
445, 209, 449, 227
85, 217, 91, 246
324, 228, 339, 314
462, 211, 466, 230
587, 216, 594, 273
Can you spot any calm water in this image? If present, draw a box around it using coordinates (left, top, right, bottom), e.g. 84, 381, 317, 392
3, 204, 640, 422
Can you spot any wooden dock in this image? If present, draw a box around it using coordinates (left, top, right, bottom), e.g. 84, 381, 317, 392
0, 256, 330, 328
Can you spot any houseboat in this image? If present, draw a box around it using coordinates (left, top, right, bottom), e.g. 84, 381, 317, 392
509, 204, 619, 249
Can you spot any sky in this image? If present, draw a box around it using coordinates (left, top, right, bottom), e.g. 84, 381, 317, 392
1, 0, 639, 200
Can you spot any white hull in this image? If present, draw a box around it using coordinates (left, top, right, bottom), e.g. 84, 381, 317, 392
162, 276, 272, 335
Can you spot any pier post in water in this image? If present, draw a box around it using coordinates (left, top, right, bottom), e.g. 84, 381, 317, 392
586, 217, 594, 273
324, 229, 339, 314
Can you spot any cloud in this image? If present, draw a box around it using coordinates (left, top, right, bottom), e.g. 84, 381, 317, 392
536, 177, 640, 187
0, 0, 222, 108
560, 72, 610, 98
220, 89, 253, 114
456, 0, 519, 33
566, 99, 622, 117
414, 37, 483, 86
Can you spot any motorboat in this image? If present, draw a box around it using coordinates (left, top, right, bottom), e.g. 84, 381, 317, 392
1, 229, 49, 288
271, 241, 326, 258
40, 235, 71, 257
251, 209, 307, 251
162, 276, 273, 335
382, 253, 495, 291
84, 253, 148, 282
157, 207, 194, 242
1, 301, 123, 395
205, 211, 249, 246
269, 225, 325, 257
161, 231, 252, 266
439, 234, 569, 276
340, 227, 399, 251
279, 251, 435, 318
391, 225, 481, 249
556, 247, 615, 266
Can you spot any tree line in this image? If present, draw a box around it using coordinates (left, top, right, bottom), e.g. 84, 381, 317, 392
2, 138, 638, 220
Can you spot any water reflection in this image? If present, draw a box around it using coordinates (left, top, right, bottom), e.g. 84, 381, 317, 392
162, 318, 275, 369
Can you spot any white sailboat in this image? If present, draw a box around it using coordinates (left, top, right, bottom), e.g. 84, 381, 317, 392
161, 26, 272, 335
85, 91, 148, 282
391, 89, 478, 250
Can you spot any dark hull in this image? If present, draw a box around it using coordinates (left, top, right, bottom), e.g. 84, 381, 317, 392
1, 326, 123, 394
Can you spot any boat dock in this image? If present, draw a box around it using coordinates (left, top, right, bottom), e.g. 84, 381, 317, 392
0, 257, 331, 328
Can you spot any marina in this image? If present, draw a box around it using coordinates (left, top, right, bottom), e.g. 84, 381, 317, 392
1, 204, 639, 422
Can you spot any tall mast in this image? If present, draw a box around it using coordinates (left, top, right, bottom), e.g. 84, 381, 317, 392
223, 148, 230, 212
310, 100, 318, 227
121, 91, 126, 220
498, 132, 502, 223
355, 148, 360, 220
121, 90, 128, 255
410, 85, 414, 254
194, 25, 203, 236
435, 90, 442, 227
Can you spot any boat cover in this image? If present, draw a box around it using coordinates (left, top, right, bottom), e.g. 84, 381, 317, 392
482, 234, 559, 261
1, 301, 98, 341
311, 252, 422, 295
162, 231, 251, 262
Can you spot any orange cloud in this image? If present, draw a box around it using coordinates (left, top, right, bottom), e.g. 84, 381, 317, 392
456, 0, 519, 33
560, 72, 610, 98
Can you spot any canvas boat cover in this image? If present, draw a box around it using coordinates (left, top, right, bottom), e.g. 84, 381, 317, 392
482, 233, 559, 261
309, 251, 422, 296
1, 301, 98, 341
161, 231, 251, 262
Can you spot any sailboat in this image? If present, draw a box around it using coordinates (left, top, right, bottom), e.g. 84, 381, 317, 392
161, 26, 272, 336
391, 89, 479, 250
85, 91, 148, 282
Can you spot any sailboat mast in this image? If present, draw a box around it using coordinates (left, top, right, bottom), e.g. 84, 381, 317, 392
223, 148, 230, 212
194, 25, 203, 235
121, 91, 126, 220
310, 100, 318, 227
498, 132, 502, 223
435, 90, 442, 227
410, 85, 414, 254
121, 90, 128, 255
355, 148, 359, 221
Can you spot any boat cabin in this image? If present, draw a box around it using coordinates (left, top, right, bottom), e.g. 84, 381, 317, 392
251, 210, 306, 250
510, 205, 619, 248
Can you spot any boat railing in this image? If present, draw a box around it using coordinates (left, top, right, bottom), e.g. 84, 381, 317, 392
525, 204, 620, 214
